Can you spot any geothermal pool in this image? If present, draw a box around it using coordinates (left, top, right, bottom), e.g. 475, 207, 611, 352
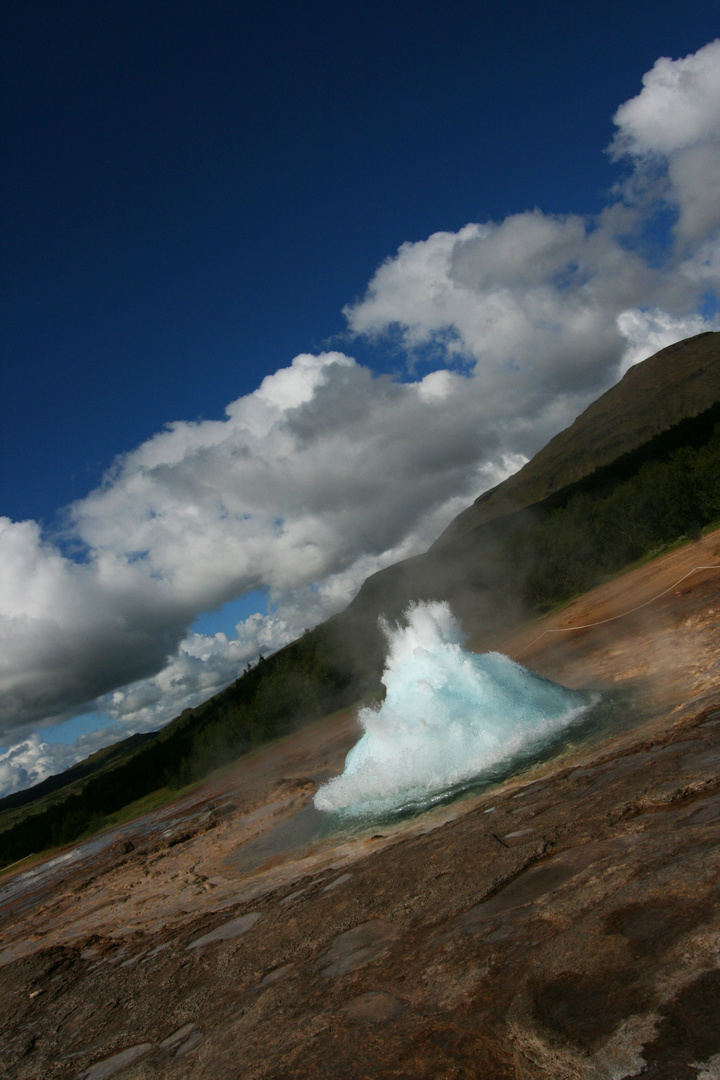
315, 601, 600, 819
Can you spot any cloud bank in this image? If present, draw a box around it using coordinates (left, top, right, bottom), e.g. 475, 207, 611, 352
2, 42, 720, 794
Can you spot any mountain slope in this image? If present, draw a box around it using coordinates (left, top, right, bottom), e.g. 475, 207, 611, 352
435, 331, 720, 545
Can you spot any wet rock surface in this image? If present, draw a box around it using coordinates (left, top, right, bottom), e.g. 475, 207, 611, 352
3, 536, 720, 1077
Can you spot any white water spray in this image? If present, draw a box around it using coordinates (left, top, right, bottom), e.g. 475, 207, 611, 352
314, 601, 592, 816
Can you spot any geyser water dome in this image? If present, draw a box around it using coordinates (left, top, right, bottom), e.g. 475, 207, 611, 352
314, 601, 593, 817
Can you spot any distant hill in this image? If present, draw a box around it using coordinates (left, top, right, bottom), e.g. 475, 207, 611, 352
3, 330, 720, 866
0, 731, 156, 818
435, 331, 720, 545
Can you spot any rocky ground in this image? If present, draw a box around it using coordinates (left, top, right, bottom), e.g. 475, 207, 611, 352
4, 532, 720, 1079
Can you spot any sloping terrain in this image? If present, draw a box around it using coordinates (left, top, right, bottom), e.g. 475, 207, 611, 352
3, 533, 720, 1077
437, 330, 720, 542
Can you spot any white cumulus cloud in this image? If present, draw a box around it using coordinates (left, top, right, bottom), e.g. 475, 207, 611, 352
610, 39, 720, 243
0, 352, 528, 753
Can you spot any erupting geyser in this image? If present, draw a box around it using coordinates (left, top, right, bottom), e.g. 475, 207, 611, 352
314, 601, 593, 816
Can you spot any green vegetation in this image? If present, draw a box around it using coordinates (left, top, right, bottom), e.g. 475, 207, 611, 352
518, 418, 720, 608
0, 732, 157, 828
4, 403, 720, 870
438, 331, 720, 542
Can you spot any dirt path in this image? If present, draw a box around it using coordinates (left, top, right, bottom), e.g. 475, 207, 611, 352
3, 531, 720, 1078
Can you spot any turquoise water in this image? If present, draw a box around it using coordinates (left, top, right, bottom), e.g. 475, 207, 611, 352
315, 601, 600, 819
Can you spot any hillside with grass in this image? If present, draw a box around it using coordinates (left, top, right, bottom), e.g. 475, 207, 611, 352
436, 330, 720, 543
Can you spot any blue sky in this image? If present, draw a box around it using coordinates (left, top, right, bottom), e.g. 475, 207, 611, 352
2, 1, 720, 794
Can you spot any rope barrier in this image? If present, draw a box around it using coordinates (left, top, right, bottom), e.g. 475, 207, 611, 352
512, 564, 720, 660
0, 852, 36, 873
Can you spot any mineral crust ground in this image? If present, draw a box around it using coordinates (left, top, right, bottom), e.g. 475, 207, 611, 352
4, 532, 720, 1079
